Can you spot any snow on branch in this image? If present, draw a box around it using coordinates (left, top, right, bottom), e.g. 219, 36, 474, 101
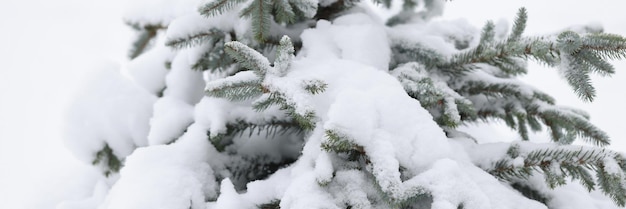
472, 142, 626, 206
209, 36, 325, 130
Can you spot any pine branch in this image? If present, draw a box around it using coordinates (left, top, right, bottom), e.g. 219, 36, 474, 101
271, 35, 295, 76
302, 80, 327, 95
393, 11, 626, 102
202, 0, 319, 43
208, 118, 303, 191
440, 38, 558, 72
393, 8, 626, 121
322, 128, 432, 205
166, 28, 238, 71
253, 91, 317, 130
560, 51, 597, 101
508, 7, 527, 42
580, 33, 626, 59
224, 41, 273, 76
321, 129, 361, 153
208, 119, 303, 152
206, 69, 263, 100
578, 50, 615, 76
481, 143, 626, 206
206, 80, 264, 101
390, 41, 449, 73
469, 95, 608, 146
226, 154, 298, 190
273, 0, 295, 23
223, 38, 322, 131
515, 113, 530, 141
192, 37, 236, 72
314, 0, 358, 20
455, 99, 479, 121
240, 0, 273, 42
392, 62, 475, 127
596, 165, 626, 207
510, 183, 548, 205
555, 31, 626, 101
490, 57, 528, 76
479, 21, 496, 46
457, 80, 555, 104
438, 97, 463, 128
165, 28, 221, 49
257, 199, 281, 209
526, 114, 542, 132
128, 25, 163, 59
539, 107, 610, 146
199, 0, 248, 17
289, 0, 317, 19
92, 144, 122, 177
237, 120, 303, 137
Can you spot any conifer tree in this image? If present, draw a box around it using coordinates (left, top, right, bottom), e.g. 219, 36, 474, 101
62, 1, 626, 209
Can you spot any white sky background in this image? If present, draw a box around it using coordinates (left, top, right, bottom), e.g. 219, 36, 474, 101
0, 0, 131, 208
0, 0, 624, 208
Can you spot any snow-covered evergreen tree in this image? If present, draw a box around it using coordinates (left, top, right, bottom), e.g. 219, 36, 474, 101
61, 0, 626, 208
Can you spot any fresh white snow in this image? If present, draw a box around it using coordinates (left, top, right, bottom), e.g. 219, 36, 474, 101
4, 0, 626, 209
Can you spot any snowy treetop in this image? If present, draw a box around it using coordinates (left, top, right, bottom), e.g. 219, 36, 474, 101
61, 1, 626, 209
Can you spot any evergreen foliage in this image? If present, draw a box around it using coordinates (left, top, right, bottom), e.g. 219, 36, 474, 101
91, 144, 122, 177
199, 0, 317, 42
127, 24, 163, 59
257, 199, 281, 209
481, 143, 626, 206
67, 1, 626, 209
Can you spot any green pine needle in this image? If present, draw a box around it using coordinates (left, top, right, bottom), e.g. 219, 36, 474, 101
516, 114, 530, 141
129, 27, 159, 59
257, 199, 281, 209
206, 80, 264, 101
322, 129, 360, 153
302, 80, 328, 95
92, 144, 122, 177
224, 41, 272, 75
166, 29, 221, 49
199, 0, 247, 17
508, 7, 527, 42
240, 0, 273, 42
479, 21, 496, 45
252, 92, 318, 131
273, 0, 295, 23
273, 35, 295, 76
192, 36, 236, 72
486, 144, 626, 206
